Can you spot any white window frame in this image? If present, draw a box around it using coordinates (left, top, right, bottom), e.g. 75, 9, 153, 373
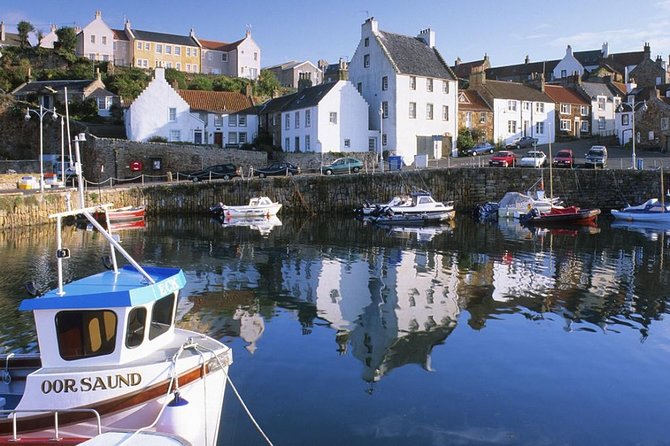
535, 122, 544, 134
409, 102, 416, 119
508, 120, 517, 134
581, 105, 589, 116
305, 110, 311, 127
598, 117, 606, 129
295, 111, 300, 128
330, 112, 337, 124
214, 116, 223, 127
156, 44, 163, 54
426, 78, 433, 92
364, 54, 370, 68
442, 81, 449, 94
507, 100, 517, 112
442, 105, 449, 121
285, 114, 290, 130
382, 76, 388, 91
382, 101, 389, 119
175, 46, 181, 56
229, 132, 238, 145
581, 121, 589, 132
560, 103, 571, 114
560, 119, 571, 131
426, 103, 433, 120
305, 135, 311, 151
168, 108, 177, 122
169, 130, 181, 142
535, 103, 545, 113
410, 76, 416, 90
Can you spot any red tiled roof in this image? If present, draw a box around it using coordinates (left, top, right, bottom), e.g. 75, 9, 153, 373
111, 29, 129, 41
544, 85, 589, 105
199, 38, 244, 52
178, 89, 254, 113
458, 90, 491, 111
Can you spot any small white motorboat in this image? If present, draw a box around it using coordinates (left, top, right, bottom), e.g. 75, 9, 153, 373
210, 196, 282, 219
611, 199, 670, 223
367, 191, 455, 225
497, 190, 561, 219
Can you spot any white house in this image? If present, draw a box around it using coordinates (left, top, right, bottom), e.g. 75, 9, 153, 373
125, 68, 204, 142
39, 25, 59, 49
348, 18, 458, 163
577, 80, 622, 136
76, 11, 114, 62
553, 45, 584, 80
265, 80, 371, 153
177, 89, 258, 147
199, 30, 261, 80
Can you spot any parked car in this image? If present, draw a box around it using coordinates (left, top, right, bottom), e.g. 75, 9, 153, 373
489, 151, 517, 167
584, 145, 608, 169
254, 162, 300, 178
518, 150, 548, 168
321, 157, 363, 175
188, 164, 240, 182
466, 142, 495, 156
552, 149, 574, 168
506, 136, 538, 150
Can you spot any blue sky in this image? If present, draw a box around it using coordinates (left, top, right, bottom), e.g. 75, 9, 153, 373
3, 0, 670, 69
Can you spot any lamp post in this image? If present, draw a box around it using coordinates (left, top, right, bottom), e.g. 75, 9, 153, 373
379, 104, 384, 173
25, 104, 58, 193
626, 99, 647, 170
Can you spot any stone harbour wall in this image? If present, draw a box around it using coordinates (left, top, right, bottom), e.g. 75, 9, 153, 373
0, 167, 666, 229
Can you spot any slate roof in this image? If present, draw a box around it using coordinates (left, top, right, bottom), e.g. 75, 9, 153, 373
259, 93, 296, 114
199, 38, 244, 52
544, 85, 589, 105
377, 31, 455, 80
0, 32, 22, 47
478, 80, 553, 102
12, 79, 98, 95
580, 81, 621, 100
458, 90, 491, 111
259, 82, 339, 114
177, 90, 254, 113
263, 61, 311, 71
111, 29, 129, 41
132, 29, 197, 47
574, 49, 602, 67
486, 60, 558, 80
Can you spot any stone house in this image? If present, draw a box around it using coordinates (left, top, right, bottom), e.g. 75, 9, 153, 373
451, 55, 491, 88
469, 67, 555, 146
620, 88, 670, 152
348, 18, 459, 162
264, 61, 323, 88
544, 84, 591, 139
457, 90, 493, 142
629, 44, 668, 88
177, 89, 257, 148
321, 59, 349, 84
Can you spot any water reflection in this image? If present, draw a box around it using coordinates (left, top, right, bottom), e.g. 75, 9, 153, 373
1, 215, 669, 383
213, 215, 283, 236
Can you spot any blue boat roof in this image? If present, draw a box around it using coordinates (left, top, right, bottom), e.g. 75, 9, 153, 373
19, 265, 186, 311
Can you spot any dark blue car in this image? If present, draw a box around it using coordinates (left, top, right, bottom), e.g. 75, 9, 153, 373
466, 143, 495, 156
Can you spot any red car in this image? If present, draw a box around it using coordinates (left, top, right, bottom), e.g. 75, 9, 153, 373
552, 149, 574, 168
489, 151, 517, 167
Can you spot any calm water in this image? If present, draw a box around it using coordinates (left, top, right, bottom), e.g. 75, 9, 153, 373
1, 215, 670, 445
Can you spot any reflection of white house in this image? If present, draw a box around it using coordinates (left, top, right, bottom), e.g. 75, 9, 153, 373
125, 68, 204, 142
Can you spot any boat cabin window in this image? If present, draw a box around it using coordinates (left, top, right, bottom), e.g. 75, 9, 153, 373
149, 293, 176, 340
125, 307, 147, 348
55, 310, 117, 360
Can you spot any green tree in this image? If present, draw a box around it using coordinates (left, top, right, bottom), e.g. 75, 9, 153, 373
17, 21, 34, 49
457, 128, 475, 151
55, 27, 77, 55
187, 76, 213, 90
255, 70, 280, 98
165, 68, 186, 89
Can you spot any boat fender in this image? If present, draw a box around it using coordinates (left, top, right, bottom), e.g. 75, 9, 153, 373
385, 208, 394, 217
156, 391, 201, 440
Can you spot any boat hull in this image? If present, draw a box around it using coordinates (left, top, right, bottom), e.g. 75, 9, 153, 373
611, 209, 670, 223
522, 208, 601, 226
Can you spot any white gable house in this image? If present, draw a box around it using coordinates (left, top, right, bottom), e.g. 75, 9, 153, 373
348, 18, 458, 163
76, 11, 114, 62
125, 68, 204, 142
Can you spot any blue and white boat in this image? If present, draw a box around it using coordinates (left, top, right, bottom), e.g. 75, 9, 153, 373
611, 198, 670, 223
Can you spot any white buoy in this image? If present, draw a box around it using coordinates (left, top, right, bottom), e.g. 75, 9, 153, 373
156, 392, 201, 441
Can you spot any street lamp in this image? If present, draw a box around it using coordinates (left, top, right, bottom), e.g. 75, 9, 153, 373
379, 104, 384, 173
25, 104, 58, 192
621, 99, 647, 170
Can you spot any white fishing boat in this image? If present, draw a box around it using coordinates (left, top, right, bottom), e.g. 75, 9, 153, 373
367, 191, 455, 225
210, 196, 282, 219
497, 190, 561, 219
0, 135, 234, 445
611, 198, 670, 223
355, 195, 411, 217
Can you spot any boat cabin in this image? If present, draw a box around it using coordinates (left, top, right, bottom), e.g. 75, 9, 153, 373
19, 266, 186, 368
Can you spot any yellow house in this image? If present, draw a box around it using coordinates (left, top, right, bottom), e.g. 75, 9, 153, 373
121, 21, 201, 72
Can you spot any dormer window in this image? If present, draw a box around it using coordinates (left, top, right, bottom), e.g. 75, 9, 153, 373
56, 310, 117, 361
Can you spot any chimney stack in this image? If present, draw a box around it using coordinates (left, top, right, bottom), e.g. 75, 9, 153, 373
417, 28, 435, 48
469, 65, 486, 87
525, 55, 530, 64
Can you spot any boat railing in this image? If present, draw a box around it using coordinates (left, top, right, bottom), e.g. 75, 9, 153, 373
1, 408, 102, 441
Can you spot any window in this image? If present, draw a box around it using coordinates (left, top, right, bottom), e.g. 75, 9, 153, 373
149, 294, 175, 340
285, 113, 290, 129
168, 108, 177, 122
90, 35, 95, 44
305, 110, 311, 127
103, 55, 109, 61
426, 103, 433, 120
523, 101, 530, 111
169, 130, 181, 142
239, 115, 247, 127
427, 78, 433, 92
382, 76, 388, 91
561, 69, 567, 78
166, 45, 172, 54
229, 132, 238, 144
192, 64, 198, 72
229, 115, 238, 127
142, 59, 148, 68
156, 44, 163, 54
137, 41, 142, 50
186, 48, 191, 56
535, 103, 545, 113
344, 139, 351, 148
507, 100, 517, 111
442, 81, 449, 94
479, 112, 486, 124
295, 136, 300, 151
442, 105, 449, 121
330, 112, 338, 124
649, 131, 655, 141
598, 117, 606, 129
284, 137, 290, 151
622, 114, 629, 126
357, 82, 362, 94
410, 76, 416, 90
364, 37, 369, 47
364, 54, 370, 68
369, 138, 376, 151
409, 102, 416, 119
186, 64, 191, 72
581, 105, 589, 116
305, 135, 311, 150
598, 97, 606, 110
102, 36, 107, 45
560, 103, 571, 114
382, 101, 389, 119
175, 46, 181, 55
126, 307, 147, 348
295, 111, 300, 128
166, 62, 172, 68
560, 119, 571, 131
254, 52, 258, 61
176, 62, 181, 70
56, 310, 117, 360
89, 54, 96, 61
662, 117, 670, 131
239, 132, 247, 144
214, 116, 223, 127
535, 122, 544, 134
581, 121, 589, 132
222, 53, 228, 62
508, 120, 517, 133
382, 134, 387, 146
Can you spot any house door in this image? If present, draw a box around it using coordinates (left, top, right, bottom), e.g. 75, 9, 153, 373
574, 118, 580, 138
523, 121, 530, 136
214, 132, 223, 147
416, 136, 432, 157
194, 130, 203, 144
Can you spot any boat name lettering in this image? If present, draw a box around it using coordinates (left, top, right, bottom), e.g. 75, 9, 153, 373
40, 373, 142, 394
157, 278, 180, 296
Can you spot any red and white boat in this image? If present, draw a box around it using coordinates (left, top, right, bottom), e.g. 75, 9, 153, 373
520, 206, 601, 226
96, 206, 145, 223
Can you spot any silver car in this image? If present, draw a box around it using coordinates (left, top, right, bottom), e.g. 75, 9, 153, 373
518, 150, 547, 168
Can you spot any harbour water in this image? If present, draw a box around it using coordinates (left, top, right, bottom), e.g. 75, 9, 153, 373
1, 214, 669, 445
